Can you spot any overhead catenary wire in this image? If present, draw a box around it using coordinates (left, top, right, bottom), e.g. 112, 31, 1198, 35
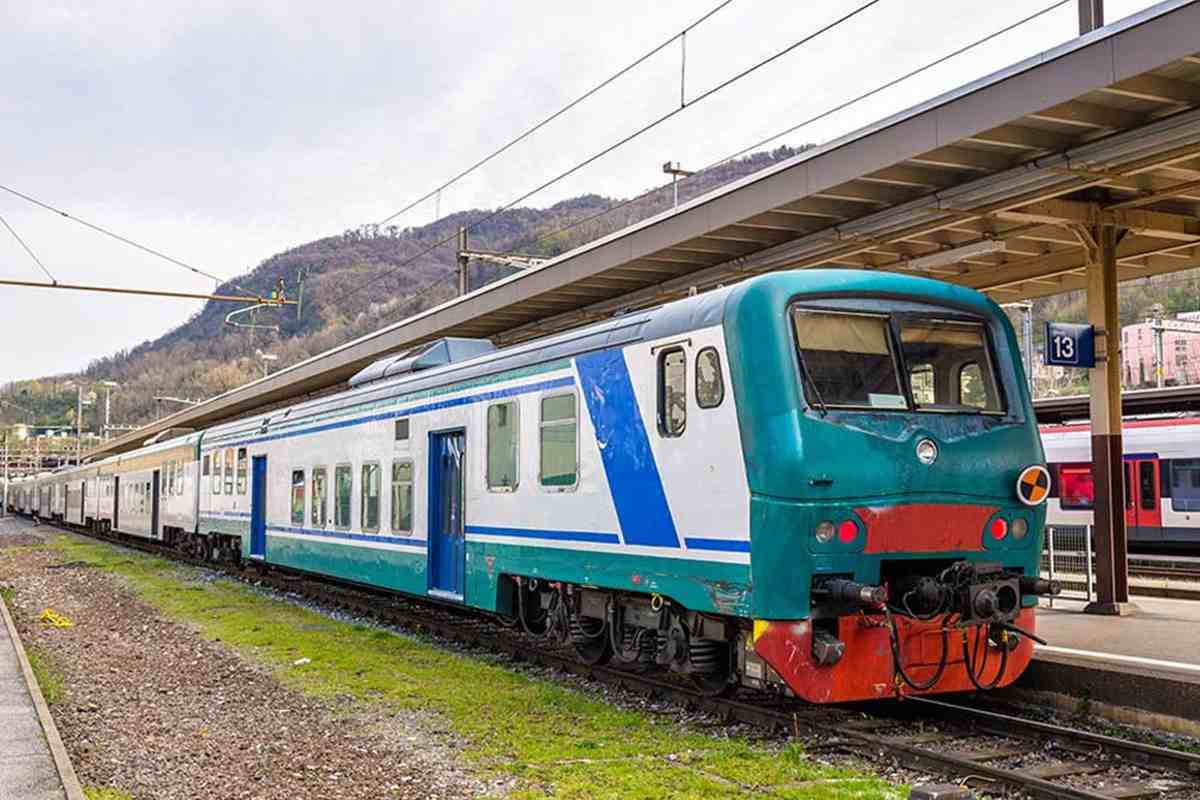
0, 212, 56, 283
0, 182, 250, 294
518, 0, 1074, 258
329, 0, 887, 312
375, 0, 737, 227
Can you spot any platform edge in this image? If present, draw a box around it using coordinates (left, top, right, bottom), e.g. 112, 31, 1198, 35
0, 592, 86, 800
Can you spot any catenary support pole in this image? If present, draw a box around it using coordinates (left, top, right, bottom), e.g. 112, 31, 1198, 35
1085, 223, 1135, 615
75, 386, 82, 467
457, 227, 470, 296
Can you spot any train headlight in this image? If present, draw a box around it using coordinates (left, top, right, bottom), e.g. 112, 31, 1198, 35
815, 520, 835, 543
1011, 517, 1028, 540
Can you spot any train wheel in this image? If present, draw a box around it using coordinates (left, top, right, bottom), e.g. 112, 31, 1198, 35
570, 617, 611, 665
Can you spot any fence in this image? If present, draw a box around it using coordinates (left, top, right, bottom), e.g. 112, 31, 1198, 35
1041, 524, 1095, 605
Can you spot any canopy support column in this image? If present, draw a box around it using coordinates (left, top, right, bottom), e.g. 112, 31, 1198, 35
1084, 223, 1136, 616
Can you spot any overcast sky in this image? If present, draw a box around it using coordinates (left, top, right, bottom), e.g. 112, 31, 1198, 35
0, 0, 1162, 383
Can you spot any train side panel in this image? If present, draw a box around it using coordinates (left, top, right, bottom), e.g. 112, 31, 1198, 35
196, 323, 754, 616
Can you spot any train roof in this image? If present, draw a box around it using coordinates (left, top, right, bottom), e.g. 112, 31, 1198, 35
1041, 415, 1200, 461
203, 269, 1004, 441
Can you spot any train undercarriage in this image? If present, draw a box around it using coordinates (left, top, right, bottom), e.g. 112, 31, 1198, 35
506, 559, 1058, 702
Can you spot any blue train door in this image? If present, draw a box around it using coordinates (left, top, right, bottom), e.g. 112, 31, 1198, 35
250, 455, 268, 559
427, 430, 466, 601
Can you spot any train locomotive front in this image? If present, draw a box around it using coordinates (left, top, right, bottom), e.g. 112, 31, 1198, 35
728, 271, 1055, 702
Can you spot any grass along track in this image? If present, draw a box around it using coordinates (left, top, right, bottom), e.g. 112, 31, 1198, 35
33, 519, 1200, 799
22, 527, 900, 800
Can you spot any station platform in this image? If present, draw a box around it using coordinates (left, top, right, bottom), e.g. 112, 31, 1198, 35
1014, 597, 1200, 734
0, 520, 83, 800
1036, 596, 1200, 668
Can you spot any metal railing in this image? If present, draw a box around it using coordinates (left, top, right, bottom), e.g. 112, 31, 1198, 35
1041, 524, 1094, 605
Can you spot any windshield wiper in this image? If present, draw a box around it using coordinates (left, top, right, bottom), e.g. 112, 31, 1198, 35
796, 355, 828, 417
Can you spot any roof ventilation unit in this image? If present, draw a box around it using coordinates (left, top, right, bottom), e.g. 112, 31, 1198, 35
349, 337, 497, 387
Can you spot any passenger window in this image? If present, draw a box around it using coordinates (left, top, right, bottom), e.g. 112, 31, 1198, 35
202, 454, 211, 477
1059, 465, 1095, 510
361, 463, 381, 532
223, 450, 234, 495
695, 348, 725, 409
311, 467, 328, 527
487, 401, 519, 490
540, 393, 578, 488
658, 348, 687, 436
395, 418, 410, 441
391, 461, 413, 533
213, 452, 222, 494
1170, 459, 1200, 511
909, 364, 935, 406
959, 362, 987, 408
236, 448, 248, 495
291, 470, 306, 525
335, 465, 353, 529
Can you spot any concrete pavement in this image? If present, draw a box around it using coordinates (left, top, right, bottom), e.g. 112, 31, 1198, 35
0, 516, 82, 800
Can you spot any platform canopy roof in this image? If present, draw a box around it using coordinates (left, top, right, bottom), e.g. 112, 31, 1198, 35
1034, 383, 1200, 423
92, 0, 1200, 458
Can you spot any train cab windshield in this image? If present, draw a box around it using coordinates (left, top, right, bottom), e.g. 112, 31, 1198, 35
792, 308, 1005, 414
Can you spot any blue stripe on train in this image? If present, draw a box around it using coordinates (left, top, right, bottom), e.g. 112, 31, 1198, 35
267, 524, 428, 548
684, 537, 751, 553
576, 349, 681, 549
465, 524, 620, 544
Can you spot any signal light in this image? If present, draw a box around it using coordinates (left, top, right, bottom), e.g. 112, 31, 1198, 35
815, 521, 835, 543
990, 518, 1008, 539
837, 520, 858, 543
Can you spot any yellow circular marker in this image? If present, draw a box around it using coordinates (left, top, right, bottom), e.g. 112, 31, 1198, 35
1016, 464, 1051, 506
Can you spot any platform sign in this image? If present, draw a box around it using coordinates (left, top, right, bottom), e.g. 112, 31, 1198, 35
1044, 321, 1095, 368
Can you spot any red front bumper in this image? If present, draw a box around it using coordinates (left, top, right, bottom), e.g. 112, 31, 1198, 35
753, 608, 1035, 703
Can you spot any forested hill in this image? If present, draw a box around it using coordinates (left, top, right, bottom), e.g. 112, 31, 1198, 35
3, 146, 809, 430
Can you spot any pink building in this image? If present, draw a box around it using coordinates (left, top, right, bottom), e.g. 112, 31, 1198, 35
1121, 312, 1200, 388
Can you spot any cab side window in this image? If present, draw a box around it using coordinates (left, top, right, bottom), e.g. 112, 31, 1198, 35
695, 348, 724, 409
658, 348, 687, 437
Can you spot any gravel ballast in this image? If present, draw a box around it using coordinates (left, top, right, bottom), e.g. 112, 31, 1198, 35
0, 521, 490, 800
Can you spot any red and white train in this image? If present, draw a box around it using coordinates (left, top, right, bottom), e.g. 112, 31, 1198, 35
1041, 417, 1200, 549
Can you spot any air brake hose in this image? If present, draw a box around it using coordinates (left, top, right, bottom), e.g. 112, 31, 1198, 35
885, 608, 950, 692
962, 626, 1010, 691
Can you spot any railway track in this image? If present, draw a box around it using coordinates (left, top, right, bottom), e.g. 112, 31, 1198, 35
34, 518, 1200, 800
1129, 564, 1200, 582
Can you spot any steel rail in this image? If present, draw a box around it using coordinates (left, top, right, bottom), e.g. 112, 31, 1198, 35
31, 516, 1200, 800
